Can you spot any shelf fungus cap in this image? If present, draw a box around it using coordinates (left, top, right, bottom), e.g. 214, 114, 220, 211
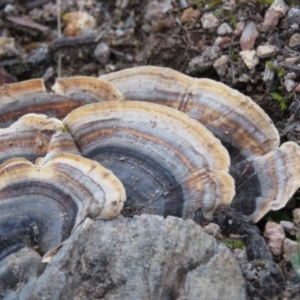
231, 142, 300, 222
52, 76, 124, 102
100, 66, 280, 159
0, 77, 124, 127
0, 153, 125, 290
64, 101, 235, 219
0, 114, 64, 164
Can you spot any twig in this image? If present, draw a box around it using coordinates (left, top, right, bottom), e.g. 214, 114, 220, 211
57, 0, 62, 78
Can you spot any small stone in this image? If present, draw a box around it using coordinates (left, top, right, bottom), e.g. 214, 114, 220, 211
0, 37, 19, 59
214, 36, 232, 48
262, 0, 289, 32
62, 11, 96, 36
217, 22, 232, 35
285, 79, 297, 92
180, 7, 201, 24
289, 33, 300, 47
213, 55, 229, 77
204, 223, 223, 239
256, 45, 277, 59
240, 50, 259, 69
201, 13, 220, 30
283, 238, 298, 261
294, 84, 300, 93
286, 7, 300, 25
239, 74, 250, 82
94, 42, 110, 65
293, 208, 300, 227
4, 4, 16, 14
284, 72, 296, 80
240, 22, 259, 51
187, 45, 221, 74
233, 21, 245, 37
280, 221, 298, 236
264, 221, 285, 256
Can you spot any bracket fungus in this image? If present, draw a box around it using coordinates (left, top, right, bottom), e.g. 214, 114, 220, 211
100, 66, 300, 222
63, 101, 235, 219
0, 153, 125, 290
0, 114, 64, 164
0, 77, 123, 127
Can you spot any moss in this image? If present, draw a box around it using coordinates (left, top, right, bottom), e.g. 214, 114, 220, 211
270, 92, 289, 111
222, 239, 245, 249
61, 126, 68, 133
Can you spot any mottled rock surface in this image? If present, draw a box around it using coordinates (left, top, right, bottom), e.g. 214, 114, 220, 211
17, 215, 246, 300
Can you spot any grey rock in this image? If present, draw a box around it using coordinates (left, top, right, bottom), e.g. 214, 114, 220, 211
18, 215, 246, 300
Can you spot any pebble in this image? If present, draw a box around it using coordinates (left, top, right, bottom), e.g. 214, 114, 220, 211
204, 223, 223, 239
289, 33, 300, 48
62, 11, 96, 36
283, 238, 298, 262
294, 84, 300, 93
293, 208, 300, 227
240, 50, 259, 69
239, 74, 250, 82
0, 37, 19, 59
180, 7, 201, 24
217, 22, 232, 36
213, 55, 229, 77
284, 79, 296, 92
256, 45, 277, 59
214, 36, 232, 48
240, 22, 259, 51
263, 221, 285, 256
201, 13, 220, 30
280, 221, 298, 236
286, 7, 300, 25
94, 42, 110, 65
233, 21, 245, 37
262, 0, 289, 32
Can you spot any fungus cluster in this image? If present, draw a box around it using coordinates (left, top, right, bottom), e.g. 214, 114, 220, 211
0, 66, 300, 292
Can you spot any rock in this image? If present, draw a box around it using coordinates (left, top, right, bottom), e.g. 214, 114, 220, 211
263, 221, 285, 256
94, 42, 110, 65
262, 0, 289, 32
0, 68, 16, 85
235, 249, 286, 299
187, 46, 221, 74
284, 78, 296, 92
240, 22, 259, 51
27, 44, 52, 66
286, 7, 300, 25
144, 1, 172, 23
214, 36, 232, 48
239, 74, 250, 82
233, 21, 245, 37
280, 220, 298, 236
256, 45, 277, 58
293, 208, 300, 227
17, 215, 247, 300
240, 50, 259, 69
213, 55, 229, 77
201, 13, 220, 30
62, 12, 97, 36
283, 238, 298, 262
180, 7, 201, 24
295, 84, 300, 93
204, 222, 223, 239
0, 37, 19, 59
289, 33, 300, 47
217, 22, 233, 35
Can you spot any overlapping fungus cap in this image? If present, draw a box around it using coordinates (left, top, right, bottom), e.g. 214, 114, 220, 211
100, 66, 280, 160
234, 142, 300, 222
0, 153, 126, 290
0, 77, 124, 127
63, 101, 235, 219
0, 114, 63, 164
100, 66, 300, 222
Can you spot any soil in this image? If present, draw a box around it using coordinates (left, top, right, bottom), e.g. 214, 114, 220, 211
1, 0, 300, 299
